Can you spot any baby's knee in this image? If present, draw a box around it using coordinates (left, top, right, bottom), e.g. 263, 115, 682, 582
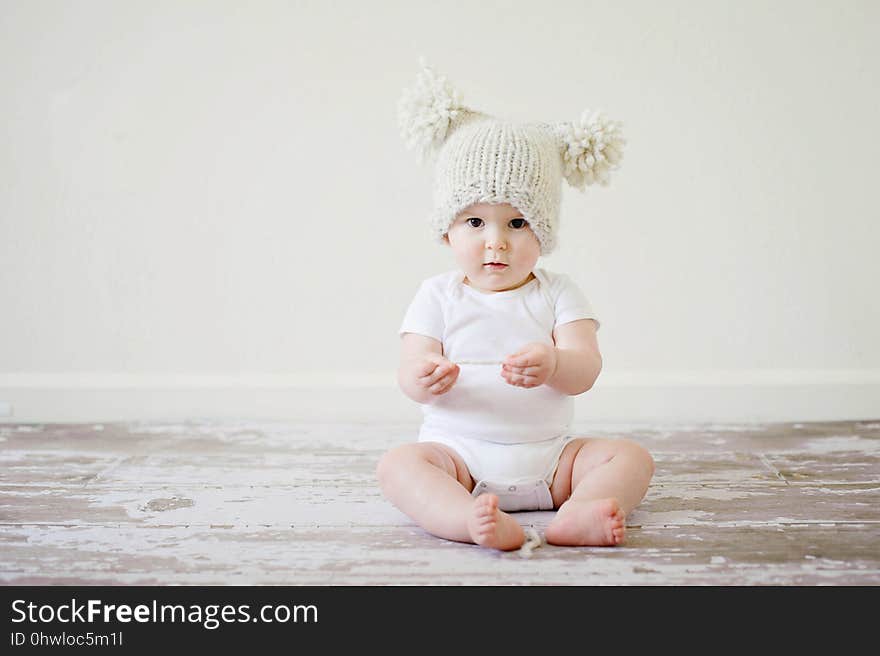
376, 443, 425, 488
618, 439, 655, 476
376, 446, 404, 488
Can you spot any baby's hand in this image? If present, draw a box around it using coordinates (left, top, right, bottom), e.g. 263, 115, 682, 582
502, 342, 558, 388
415, 354, 460, 396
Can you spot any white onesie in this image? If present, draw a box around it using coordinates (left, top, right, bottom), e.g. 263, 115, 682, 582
399, 268, 599, 511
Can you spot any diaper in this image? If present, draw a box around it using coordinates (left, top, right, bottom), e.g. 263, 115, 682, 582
419, 431, 573, 512
471, 478, 554, 512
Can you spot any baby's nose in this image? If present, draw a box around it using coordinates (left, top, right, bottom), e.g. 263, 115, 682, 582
485, 234, 507, 250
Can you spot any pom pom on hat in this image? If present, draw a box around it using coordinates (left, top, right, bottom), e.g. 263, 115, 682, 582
553, 110, 626, 189
397, 57, 480, 164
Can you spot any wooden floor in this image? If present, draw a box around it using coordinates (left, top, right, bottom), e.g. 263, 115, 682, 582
1, 419, 878, 585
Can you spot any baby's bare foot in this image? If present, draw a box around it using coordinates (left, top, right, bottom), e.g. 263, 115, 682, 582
544, 497, 626, 547
467, 494, 525, 551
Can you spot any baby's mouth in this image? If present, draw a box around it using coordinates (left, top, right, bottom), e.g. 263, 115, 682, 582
483, 262, 508, 267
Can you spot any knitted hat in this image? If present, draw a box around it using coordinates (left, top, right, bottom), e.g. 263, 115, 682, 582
397, 58, 626, 254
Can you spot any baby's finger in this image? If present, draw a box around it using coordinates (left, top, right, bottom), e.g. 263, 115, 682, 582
504, 349, 536, 366
419, 362, 454, 387
418, 369, 443, 387
416, 360, 439, 377
503, 364, 537, 377
507, 355, 539, 369
445, 367, 460, 386
503, 369, 538, 387
429, 380, 450, 395
500, 370, 521, 387
429, 372, 457, 394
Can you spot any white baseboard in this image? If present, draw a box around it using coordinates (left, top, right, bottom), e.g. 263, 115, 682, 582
0, 371, 878, 424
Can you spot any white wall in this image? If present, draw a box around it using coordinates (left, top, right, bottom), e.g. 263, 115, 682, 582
1, 0, 878, 423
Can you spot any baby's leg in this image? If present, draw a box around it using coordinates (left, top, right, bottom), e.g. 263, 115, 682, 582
545, 438, 654, 547
376, 442, 525, 550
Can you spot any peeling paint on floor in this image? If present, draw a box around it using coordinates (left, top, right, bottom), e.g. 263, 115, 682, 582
1, 419, 878, 584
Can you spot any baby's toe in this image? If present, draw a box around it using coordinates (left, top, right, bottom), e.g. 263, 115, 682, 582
477, 519, 497, 537
611, 520, 626, 544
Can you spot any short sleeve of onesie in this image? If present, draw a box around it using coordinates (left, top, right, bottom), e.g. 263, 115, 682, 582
398, 278, 445, 341
545, 272, 601, 331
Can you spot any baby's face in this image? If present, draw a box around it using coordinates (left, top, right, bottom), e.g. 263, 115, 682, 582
444, 202, 541, 293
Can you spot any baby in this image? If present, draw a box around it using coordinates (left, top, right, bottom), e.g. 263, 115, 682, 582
377, 60, 654, 551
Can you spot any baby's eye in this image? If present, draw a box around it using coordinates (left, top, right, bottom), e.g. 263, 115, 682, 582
509, 218, 527, 229
467, 218, 484, 228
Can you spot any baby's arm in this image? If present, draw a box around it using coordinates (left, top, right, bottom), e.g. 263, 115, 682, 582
398, 333, 460, 404
547, 319, 602, 395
